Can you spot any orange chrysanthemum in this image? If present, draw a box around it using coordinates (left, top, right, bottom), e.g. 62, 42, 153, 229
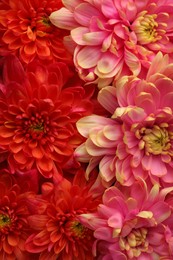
0, 171, 36, 260
0, 0, 72, 64
0, 55, 94, 178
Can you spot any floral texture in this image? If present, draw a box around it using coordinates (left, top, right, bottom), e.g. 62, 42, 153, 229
1, 0, 173, 259
50, 0, 173, 86
0, 55, 94, 178
75, 52, 173, 186
0, 0, 72, 64
25, 170, 100, 260
79, 180, 173, 259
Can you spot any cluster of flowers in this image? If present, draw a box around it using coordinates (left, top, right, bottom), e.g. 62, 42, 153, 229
1, 0, 173, 259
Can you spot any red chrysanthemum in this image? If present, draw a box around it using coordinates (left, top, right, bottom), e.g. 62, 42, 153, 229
0, 55, 94, 178
0, 0, 72, 64
25, 170, 100, 260
0, 171, 37, 260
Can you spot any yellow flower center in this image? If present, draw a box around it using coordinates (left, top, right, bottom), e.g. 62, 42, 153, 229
119, 228, 149, 258
30, 122, 44, 132
0, 214, 11, 229
136, 124, 173, 156
132, 11, 164, 44
70, 220, 88, 239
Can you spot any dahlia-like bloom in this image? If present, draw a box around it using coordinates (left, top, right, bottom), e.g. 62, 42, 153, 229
50, 0, 173, 87
0, 170, 39, 260
25, 170, 100, 260
75, 52, 173, 186
0, 55, 94, 178
79, 179, 173, 259
0, 0, 72, 64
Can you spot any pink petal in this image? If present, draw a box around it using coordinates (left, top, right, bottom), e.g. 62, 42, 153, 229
71, 28, 108, 46
108, 213, 123, 229
103, 124, 122, 141
71, 27, 90, 45
96, 52, 123, 76
76, 115, 114, 137
62, 0, 82, 11
94, 227, 113, 240
101, 0, 118, 18
151, 201, 171, 223
75, 143, 91, 162
89, 128, 117, 148
50, 8, 79, 30
76, 46, 101, 68
98, 86, 118, 113
99, 156, 115, 182
86, 157, 101, 180
124, 48, 141, 76
74, 3, 101, 26
86, 138, 115, 156
147, 52, 168, 80
146, 156, 167, 176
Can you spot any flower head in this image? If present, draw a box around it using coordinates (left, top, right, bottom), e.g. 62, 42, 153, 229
0, 55, 94, 178
79, 180, 173, 259
75, 52, 173, 186
0, 0, 72, 64
0, 170, 38, 260
25, 170, 100, 259
50, 0, 173, 86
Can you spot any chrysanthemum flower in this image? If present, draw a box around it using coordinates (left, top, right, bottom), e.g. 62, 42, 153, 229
25, 170, 100, 259
0, 0, 72, 64
0, 171, 38, 260
0, 55, 94, 178
50, 0, 173, 87
79, 179, 173, 259
75, 52, 173, 186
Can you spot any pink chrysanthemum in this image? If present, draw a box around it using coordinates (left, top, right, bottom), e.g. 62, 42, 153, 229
0, 0, 72, 64
0, 55, 94, 178
50, 0, 173, 86
75, 52, 173, 186
25, 170, 100, 260
79, 180, 173, 259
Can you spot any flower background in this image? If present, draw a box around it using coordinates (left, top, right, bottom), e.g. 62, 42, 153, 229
1, 0, 173, 259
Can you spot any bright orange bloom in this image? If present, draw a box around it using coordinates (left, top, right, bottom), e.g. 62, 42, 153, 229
0, 171, 37, 260
0, 0, 72, 64
0, 55, 94, 178
25, 170, 100, 259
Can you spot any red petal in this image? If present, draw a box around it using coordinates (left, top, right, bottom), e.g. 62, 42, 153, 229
32, 146, 44, 159
14, 151, 27, 164
33, 230, 50, 246
7, 234, 19, 247
0, 126, 14, 137
37, 157, 53, 172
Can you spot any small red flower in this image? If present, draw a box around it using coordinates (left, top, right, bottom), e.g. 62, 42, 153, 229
0, 0, 72, 64
0, 171, 37, 260
0, 55, 94, 178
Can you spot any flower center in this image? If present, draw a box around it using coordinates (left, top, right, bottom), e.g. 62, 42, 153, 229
69, 220, 88, 239
0, 214, 11, 229
131, 11, 163, 44
36, 16, 54, 36
29, 122, 44, 132
119, 228, 149, 258
24, 4, 56, 39
137, 124, 172, 155
21, 112, 50, 140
